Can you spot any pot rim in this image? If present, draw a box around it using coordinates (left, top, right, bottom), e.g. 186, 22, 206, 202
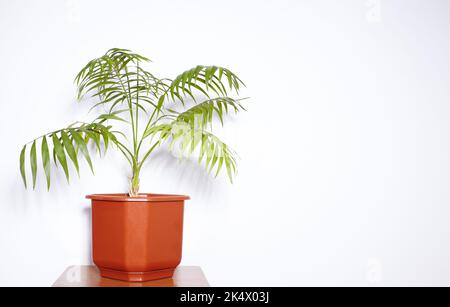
86, 193, 190, 202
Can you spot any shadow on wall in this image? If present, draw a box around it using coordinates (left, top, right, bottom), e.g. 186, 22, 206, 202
84, 206, 93, 264
141, 148, 229, 203
8, 164, 73, 212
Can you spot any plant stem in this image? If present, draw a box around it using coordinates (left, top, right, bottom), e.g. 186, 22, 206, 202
135, 63, 140, 157
129, 64, 141, 197
136, 107, 158, 154
129, 165, 140, 197
110, 62, 142, 196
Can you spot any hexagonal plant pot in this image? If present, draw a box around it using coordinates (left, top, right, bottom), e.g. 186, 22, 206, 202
86, 193, 190, 282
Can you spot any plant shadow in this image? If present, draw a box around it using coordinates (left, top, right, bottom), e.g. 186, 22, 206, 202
140, 148, 227, 204
83, 206, 93, 264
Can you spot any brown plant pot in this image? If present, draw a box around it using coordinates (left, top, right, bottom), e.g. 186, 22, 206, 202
86, 193, 190, 282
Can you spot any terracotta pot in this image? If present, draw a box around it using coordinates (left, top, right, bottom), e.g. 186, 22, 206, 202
86, 193, 190, 282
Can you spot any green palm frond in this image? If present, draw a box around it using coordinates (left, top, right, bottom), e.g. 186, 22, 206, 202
143, 122, 237, 182
158, 65, 245, 107
75, 49, 160, 114
173, 97, 247, 129
20, 122, 118, 190
75, 48, 150, 87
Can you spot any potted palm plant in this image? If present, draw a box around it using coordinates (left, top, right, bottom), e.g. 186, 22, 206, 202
19, 48, 246, 282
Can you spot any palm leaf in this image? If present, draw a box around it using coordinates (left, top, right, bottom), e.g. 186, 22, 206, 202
176, 97, 246, 129
52, 133, 70, 182
41, 136, 51, 190
71, 130, 94, 174
75, 48, 161, 116
159, 65, 245, 106
30, 141, 37, 189
61, 131, 79, 175
20, 121, 119, 188
144, 122, 237, 182
20, 145, 27, 188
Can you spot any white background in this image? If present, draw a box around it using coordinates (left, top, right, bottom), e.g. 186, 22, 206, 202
1, 0, 450, 286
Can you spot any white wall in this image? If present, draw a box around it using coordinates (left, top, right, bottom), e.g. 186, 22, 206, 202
1, 0, 450, 286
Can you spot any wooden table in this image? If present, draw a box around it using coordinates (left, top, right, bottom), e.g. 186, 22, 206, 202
53, 266, 209, 287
